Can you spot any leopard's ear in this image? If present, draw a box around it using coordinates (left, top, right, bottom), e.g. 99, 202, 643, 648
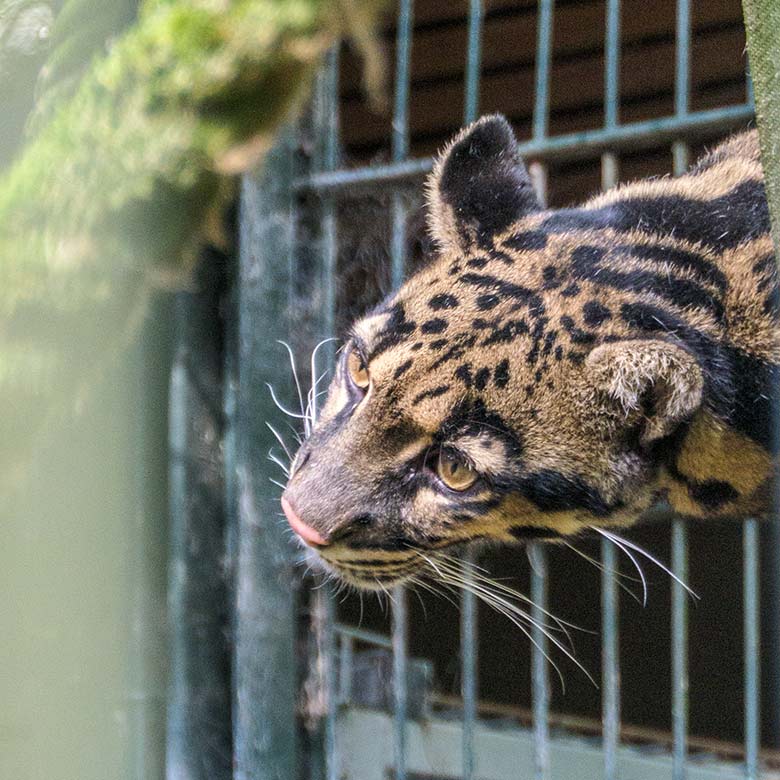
586, 339, 704, 444
425, 114, 541, 253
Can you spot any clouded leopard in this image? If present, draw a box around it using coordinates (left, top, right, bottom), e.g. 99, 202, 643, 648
281, 115, 779, 589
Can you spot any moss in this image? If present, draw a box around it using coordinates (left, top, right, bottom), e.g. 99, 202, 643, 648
743, 0, 780, 257
0, 0, 388, 479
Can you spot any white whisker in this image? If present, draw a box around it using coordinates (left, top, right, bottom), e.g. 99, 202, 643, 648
266, 383, 308, 420
268, 450, 291, 477
277, 340, 307, 420
265, 421, 293, 462
591, 529, 648, 606
594, 528, 698, 600
418, 552, 596, 690
563, 541, 643, 606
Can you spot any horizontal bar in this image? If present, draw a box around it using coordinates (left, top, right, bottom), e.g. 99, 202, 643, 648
335, 624, 394, 649
295, 104, 754, 193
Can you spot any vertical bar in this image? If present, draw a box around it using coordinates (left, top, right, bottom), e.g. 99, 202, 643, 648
533, 0, 555, 142
232, 138, 298, 780
392, 587, 409, 780
320, 590, 339, 780
338, 633, 355, 704
743, 518, 761, 780
672, 0, 691, 174
319, 48, 340, 357
530, 7, 554, 777
530, 545, 550, 780
168, 288, 232, 779
390, 0, 414, 291
313, 46, 341, 780
671, 520, 689, 780
601, 539, 621, 780
599, 4, 623, 765
671, 6, 691, 771
311, 103, 341, 780
461, 5, 483, 779
601, 0, 621, 189
463, 0, 484, 125
461, 550, 479, 780
390, 5, 415, 778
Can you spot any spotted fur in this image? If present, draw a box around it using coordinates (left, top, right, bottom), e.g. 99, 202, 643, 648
283, 115, 779, 588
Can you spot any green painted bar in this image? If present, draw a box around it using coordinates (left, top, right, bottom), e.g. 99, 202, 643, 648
388, 3, 416, 776
671, 519, 690, 780
390, 0, 414, 292
670, 4, 692, 776
743, 519, 761, 780
461, 4, 483, 778
463, 0, 484, 126
528, 6, 555, 774
392, 0, 414, 164
599, 16, 622, 762
231, 135, 298, 780
532, 0, 555, 141
530, 545, 550, 780
299, 104, 754, 192
313, 46, 343, 780
392, 587, 409, 780
675, 0, 691, 119
460, 547, 478, 780
601, 0, 620, 188
168, 287, 232, 780
601, 539, 621, 780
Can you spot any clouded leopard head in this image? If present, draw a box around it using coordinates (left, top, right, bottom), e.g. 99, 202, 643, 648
282, 115, 703, 589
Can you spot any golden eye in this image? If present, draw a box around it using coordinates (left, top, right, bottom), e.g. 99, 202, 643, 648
347, 348, 370, 390
437, 450, 478, 491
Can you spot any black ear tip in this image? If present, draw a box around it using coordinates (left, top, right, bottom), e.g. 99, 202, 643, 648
453, 114, 517, 160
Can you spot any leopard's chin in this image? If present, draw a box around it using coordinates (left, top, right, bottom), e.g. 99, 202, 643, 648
301, 545, 426, 590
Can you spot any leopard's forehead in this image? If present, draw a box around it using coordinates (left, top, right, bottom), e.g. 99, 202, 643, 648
353, 227, 611, 424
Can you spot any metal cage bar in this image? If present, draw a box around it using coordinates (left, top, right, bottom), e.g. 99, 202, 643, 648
460, 547, 478, 780
389, 3, 415, 777
600, 538, 621, 780
460, 4, 483, 779
601, 0, 620, 188
743, 518, 761, 779
671, 4, 692, 778
298, 104, 754, 194
313, 45, 342, 780
530, 546, 551, 780
600, 3, 622, 777
528, 6, 555, 776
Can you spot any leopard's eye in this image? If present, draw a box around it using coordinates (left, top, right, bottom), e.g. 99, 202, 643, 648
437, 450, 478, 491
347, 348, 370, 391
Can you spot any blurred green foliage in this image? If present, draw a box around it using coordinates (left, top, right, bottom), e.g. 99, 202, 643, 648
742, 0, 780, 257
0, 0, 387, 485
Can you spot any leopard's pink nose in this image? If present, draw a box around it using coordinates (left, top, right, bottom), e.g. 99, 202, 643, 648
281, 496, 329, 547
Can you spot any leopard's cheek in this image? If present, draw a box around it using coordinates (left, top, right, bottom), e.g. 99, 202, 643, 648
437, 491, 588, 544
